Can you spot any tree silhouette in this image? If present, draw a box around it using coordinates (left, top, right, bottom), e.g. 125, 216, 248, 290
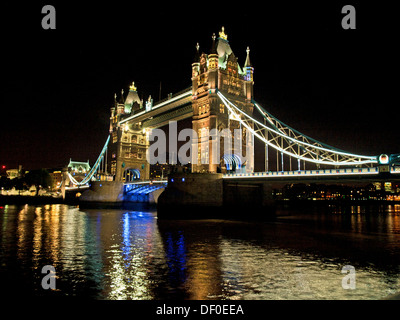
24, 169, 52, 196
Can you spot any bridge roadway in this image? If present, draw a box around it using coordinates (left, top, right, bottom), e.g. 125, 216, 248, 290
223, 166, 400, 183
119, 88, 192, 129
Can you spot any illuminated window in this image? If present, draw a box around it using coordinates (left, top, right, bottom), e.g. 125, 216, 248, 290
220, 104, 225, 113
201, 127, 208, 140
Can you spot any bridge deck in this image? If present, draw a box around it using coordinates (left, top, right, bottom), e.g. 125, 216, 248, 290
119, 89, 192, 127
223, 167, 400, 181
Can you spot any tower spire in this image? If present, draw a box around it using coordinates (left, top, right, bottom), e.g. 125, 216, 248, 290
244, 46, 252, 67
193, 42, 200, 63
119, 89, 125, 104
208, 33, 218, 70
192, 43, 201, 78
210, 33, 217, 54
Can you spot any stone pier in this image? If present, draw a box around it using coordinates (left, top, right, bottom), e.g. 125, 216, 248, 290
157, 173, 276, 220
79, 181, 125, 205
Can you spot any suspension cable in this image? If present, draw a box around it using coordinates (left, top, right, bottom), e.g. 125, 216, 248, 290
217, 92, 377, 166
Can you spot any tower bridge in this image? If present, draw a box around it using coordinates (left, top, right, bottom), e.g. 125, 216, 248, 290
76, 27, 399, 211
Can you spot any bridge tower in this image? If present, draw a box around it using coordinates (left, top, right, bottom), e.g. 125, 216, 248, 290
191, 27, 255, 173
108, 82, 150, 182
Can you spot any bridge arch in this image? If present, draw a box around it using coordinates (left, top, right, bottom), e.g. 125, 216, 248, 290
123, 168, 141, 182
222, 154, 242, 173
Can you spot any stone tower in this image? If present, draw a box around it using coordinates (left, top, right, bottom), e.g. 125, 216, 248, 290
191, 27, 254, 173
108, 82, 150, 182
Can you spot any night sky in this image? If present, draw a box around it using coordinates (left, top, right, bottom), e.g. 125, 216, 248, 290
1, 1, 399, 171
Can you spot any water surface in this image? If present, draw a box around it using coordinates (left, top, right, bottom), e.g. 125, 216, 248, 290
0, 203, 399, 299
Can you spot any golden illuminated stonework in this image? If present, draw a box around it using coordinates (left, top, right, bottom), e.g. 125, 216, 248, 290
219, 26, 227, 40
129, 81, 137, 91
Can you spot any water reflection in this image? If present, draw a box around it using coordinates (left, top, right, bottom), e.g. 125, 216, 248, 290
164, 231, 187, 288
103, 210, 169, 299
0, 204, 399, 299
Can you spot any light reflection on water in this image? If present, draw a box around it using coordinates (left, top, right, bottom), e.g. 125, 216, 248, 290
0, 204, 399, 299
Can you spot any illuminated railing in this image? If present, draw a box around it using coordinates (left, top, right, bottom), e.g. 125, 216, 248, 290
392, 166, 400, 174
223, 167, 380, 179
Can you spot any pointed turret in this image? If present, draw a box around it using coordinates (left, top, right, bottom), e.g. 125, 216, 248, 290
118, 89, 124, 104
193, 42, 200, 63
192, 43, 201, 79
208, 33, 218, 70
210, 33, 217, 54
125, 81, 142, 113
117, 89, 125, 114
244, 47, 252, 68
215, 27, 233, 69
110, 93, 116, 116
244, 47, 254, 82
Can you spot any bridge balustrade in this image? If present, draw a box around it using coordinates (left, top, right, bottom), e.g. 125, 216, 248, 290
223, 167, 381, 179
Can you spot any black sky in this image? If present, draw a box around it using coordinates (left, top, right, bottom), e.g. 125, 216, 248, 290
1, 1, 399, 170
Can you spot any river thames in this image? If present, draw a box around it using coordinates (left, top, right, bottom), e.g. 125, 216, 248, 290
0, 203, 399, 300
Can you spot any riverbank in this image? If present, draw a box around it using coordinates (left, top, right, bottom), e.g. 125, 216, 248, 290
275, 199, 400, 208
0, 195, 157, 211
0, 195, 75, 205
1, 194, 399, 209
